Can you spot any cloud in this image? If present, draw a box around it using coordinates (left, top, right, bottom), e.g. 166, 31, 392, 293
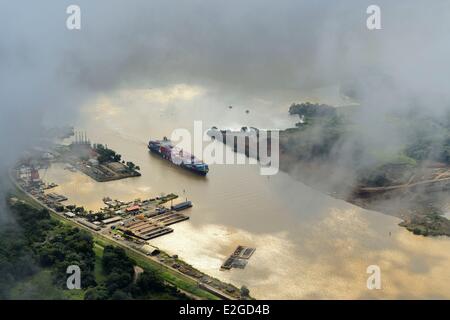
1, 1, 450, 280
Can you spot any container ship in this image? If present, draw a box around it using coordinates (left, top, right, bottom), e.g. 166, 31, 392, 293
148, 137, 209, 175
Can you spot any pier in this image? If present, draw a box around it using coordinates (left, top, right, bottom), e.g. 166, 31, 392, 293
221, 246, 256, 270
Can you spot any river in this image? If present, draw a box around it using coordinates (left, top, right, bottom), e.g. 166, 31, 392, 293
43, 84, 450, 299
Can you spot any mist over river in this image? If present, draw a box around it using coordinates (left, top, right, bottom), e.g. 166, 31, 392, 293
44, 86, 450, 299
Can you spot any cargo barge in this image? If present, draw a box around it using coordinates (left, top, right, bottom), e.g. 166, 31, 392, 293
171, 200, 193, 211
148, 137, 209, 175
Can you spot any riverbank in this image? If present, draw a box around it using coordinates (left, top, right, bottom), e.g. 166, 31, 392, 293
279, 151, 450, 237
36, 88, 450, 299
208, 126, 450, 237
54, 141, 141, 183
280, 154, 450, 237
8, 172, 244, 300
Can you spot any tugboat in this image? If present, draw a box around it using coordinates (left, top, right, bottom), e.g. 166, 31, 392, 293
148, 137, 209, 175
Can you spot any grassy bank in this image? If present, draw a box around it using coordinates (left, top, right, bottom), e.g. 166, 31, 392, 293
10, 187, 219, 300
91, 234, 218, 300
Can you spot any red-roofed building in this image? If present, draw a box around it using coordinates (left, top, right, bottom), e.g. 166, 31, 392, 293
126, 205, 140, 213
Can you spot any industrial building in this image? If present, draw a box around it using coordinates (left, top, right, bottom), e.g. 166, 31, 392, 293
119, 219, 173, 240
101, 216, 123, 225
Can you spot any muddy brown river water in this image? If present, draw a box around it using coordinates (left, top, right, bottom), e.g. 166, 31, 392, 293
43, 85, 450, 299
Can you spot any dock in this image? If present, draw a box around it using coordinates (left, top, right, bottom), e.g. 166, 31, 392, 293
150, 211, 190, 226
46, 192, 68, 202
119, 219, 173, 240
221, 246, 256, 270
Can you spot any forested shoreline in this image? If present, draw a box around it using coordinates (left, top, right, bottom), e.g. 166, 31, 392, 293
0, 200, 187, 300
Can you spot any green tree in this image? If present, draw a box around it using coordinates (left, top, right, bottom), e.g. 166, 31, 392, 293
84, 285, 110, 300
240, 285, 250, 298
